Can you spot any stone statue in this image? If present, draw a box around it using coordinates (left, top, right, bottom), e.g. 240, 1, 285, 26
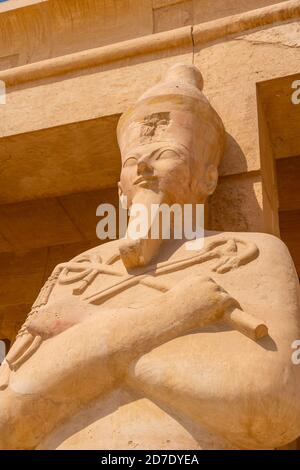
0, 64, 299, 450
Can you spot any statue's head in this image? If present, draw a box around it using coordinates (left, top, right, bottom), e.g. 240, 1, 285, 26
117, 63, 225, 208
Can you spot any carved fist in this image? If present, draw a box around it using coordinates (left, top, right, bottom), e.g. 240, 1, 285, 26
168, 274, 236, 330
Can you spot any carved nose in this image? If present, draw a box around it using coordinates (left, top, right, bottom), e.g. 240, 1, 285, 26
137, 159, 152, 175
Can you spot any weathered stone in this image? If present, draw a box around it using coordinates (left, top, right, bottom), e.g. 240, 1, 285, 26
0, 0, 299, 450
0, 63, 299, 451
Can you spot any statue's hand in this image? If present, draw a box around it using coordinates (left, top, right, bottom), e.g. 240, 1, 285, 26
176, 275, 267, 341
211, 239, 259, 274
168, 275, 236, 330
27, 298, 95, 339
213, 255, 241, 273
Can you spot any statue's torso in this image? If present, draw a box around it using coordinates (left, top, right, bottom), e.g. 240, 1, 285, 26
8, 232, 300, 449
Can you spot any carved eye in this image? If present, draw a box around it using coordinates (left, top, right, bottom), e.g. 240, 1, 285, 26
123, 156, 138, 168
156, 149, 181, 160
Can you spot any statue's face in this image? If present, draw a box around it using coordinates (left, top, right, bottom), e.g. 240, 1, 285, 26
119, 141, 193, 206
118, 109, 220, 207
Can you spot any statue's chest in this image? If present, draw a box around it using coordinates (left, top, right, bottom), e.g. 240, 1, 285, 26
28, 243, 217, 337
52, 247, 214, 311
29, 235, 261, 339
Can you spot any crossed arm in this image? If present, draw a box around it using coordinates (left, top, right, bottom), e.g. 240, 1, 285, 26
28, 274, 234, 368
0, 275, 237, 449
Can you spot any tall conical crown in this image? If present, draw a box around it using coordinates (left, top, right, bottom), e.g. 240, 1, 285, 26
137, 63, 204, 102
117, 63, 225, 166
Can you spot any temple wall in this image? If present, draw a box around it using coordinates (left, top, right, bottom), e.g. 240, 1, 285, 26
0, 0, 287, 68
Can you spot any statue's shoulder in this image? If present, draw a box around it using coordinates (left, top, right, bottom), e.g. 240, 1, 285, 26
206, 230, 299, 295
52, 238, 123, 297
206, 229, 284, 246
229, 231, 294, 262
20, 240, 123, 338
31, 239, 122, 311
206, 230, 293, 259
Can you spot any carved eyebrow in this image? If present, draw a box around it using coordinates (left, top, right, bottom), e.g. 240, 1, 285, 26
122, 155, 138, 166
154, 148, 183, 159
122, 147, 185, 166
